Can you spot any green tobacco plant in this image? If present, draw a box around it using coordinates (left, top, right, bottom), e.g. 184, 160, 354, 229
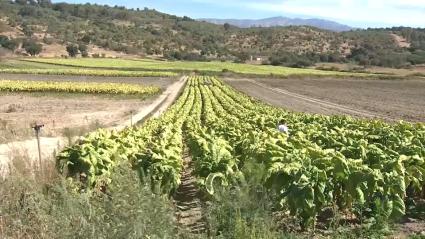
57, 76, 425, 230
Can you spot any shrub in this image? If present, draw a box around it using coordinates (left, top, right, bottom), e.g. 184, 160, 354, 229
42, 36, 54, 45
0, 47, 8, 60
66, 44, 79, 57
23, 39, 42, 56
0, 35, 19, 51
78, 43, 87, 53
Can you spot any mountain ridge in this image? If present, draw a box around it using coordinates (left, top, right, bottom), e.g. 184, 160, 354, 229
1, 1, 424, 68
199, 16, 353, 32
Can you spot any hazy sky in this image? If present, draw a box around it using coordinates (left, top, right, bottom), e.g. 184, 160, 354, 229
52, 0, 425, 28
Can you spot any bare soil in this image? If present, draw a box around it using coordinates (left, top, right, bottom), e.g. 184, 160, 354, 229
174, 148, 206, 234
391, 33, 411, 48
315, 63, 425, 77
0, 94, 154, 143
225, 77, 425, 122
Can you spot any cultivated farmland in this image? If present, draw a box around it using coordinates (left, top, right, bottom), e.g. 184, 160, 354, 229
0, 94, 150, 142
0, 68, 178, 77
0, 80, 160, 96
58, 76, 425, 232
226, 76, 425, 122
1, 0, 424, 236
0, 77, 172, 144
0, 62, 424, 237
0, 80, 162, 143
0, 59, 178, 77
24, 58, 375, 77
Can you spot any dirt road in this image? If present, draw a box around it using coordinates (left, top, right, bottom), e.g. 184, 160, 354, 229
225, 77, 425, 122
111, 76, 187, 130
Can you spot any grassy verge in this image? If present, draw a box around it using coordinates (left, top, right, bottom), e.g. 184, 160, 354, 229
0, 59, 75, 69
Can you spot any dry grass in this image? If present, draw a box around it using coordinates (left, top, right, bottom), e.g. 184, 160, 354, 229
1, 144, 59, 181
61, 119, 104, 146
0, 148, 60, 238
0, 93, 150, 144
0, 148, 178, 239
0, 120, 34, 144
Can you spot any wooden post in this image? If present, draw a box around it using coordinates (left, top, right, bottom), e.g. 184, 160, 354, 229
32, 123, 44, 172
130, 110, 134, 127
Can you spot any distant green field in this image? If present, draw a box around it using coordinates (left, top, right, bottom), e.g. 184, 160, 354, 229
0, 59, 75, 69
0, 59, 178, 77
0, 68, 178, 77
24, 58, 374, 77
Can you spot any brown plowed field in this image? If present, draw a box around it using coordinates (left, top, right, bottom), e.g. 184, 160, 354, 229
225, 77, 425, 122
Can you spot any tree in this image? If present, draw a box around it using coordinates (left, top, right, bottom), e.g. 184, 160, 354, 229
23, 40, 42, 56
78, 43, 87, 53
80, 35, 91, 44
182, 16, 193, 21
224, 23, 231, 31
0, 37, 19, 51
19, 6, 37, 17
0, 35, 9, 47
22, 24, 33, 37
15, 0, 28, 5
234, 52, 249, 63
66, 44, 79, 57
0, 47, 8, 61
37, 0, 52, 7
78, 43, 88, 57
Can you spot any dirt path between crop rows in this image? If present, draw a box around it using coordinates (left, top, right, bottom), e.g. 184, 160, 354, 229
225, 77, 425, 122
173, 148, 207, 234
0, 76, 187, 176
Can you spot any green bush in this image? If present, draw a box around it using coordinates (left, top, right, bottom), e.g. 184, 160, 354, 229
0, 35, 19, 51
269, 51, 316, 68
23, 39, 42, 56
66, 44, 79, 57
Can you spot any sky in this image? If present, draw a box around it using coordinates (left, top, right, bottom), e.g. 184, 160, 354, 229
52, 0, 425, 28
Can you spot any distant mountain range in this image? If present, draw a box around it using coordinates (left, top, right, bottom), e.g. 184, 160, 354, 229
3, 1, 424, 69
199, 16, 353, 32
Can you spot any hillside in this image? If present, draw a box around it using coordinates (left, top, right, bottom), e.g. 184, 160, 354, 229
199, 16, 353, 32
0, 0, 425, 68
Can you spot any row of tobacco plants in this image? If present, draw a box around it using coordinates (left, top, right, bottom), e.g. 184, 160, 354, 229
58, 76, 425, 229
